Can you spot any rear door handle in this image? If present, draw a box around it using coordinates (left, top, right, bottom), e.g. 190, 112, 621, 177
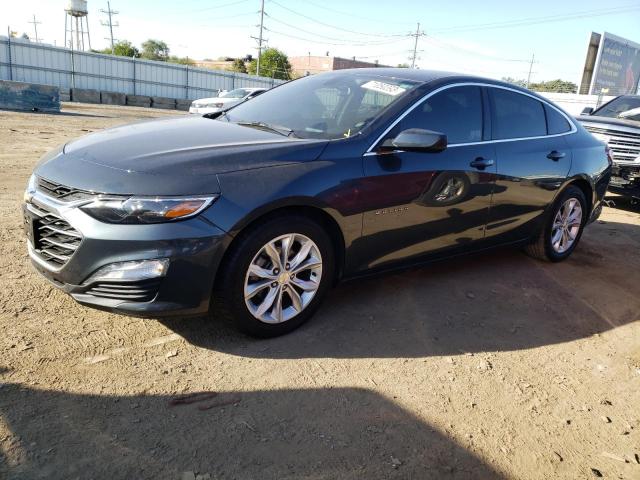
547, 150, 566, 161
470, 157, 494, 170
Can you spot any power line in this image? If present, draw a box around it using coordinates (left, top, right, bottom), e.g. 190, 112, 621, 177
300, 0, 415, 26
264, 27, 407, 47
431, 4, 640, 34
266, 15, 407, 44
28, 15, 41, 43
100, 1, 119, 54
268, 0, 405, 38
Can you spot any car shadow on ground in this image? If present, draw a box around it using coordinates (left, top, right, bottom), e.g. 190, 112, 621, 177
159, 219, 640, 359
605, 195, 640, 213
0, 384, 505, 480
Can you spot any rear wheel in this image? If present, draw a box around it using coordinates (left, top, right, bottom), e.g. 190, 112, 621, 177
213, 215, 334, 337
524, 185, 587, 262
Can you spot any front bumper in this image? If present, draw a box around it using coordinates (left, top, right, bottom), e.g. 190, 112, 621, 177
24, 190, 230, 317
609, 164, 640, 199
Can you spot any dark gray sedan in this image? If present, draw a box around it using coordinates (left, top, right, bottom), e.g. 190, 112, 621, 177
23, 69, 611, 336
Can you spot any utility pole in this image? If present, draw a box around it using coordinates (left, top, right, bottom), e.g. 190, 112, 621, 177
526, 53, 535, 88
100, 1, 119, 54
256, 0, 265, 76
409, 23, 425, 69
28, 15, 41, 43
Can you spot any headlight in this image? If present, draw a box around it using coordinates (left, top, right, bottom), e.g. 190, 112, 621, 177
24, 173, 37, 202
80, 195, 218, 224
204, 102, 224, 108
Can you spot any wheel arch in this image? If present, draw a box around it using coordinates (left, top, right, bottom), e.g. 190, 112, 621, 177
564, 175, 594, 218
215, 201, 347, 290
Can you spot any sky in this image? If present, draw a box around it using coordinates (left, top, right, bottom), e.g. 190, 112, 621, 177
3, 0, 640, 85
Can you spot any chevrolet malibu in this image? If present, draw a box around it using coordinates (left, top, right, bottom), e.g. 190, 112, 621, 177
23, 69, 611, 337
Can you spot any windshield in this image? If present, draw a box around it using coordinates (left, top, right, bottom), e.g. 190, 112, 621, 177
224, 73, 420, 140
221, 89, 251, 99
593, 96, 640, 120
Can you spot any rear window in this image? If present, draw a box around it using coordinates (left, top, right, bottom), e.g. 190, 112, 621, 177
544, 104, 572, 134
490, 88, 546, 140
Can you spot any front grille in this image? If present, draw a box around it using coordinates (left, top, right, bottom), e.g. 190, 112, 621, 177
37, 177, 94, 202
27, 201, 82, 268
583, 125, 640, 164
84, 279, 161, 302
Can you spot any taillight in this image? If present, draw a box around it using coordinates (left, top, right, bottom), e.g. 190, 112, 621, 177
605, 146, 613, 166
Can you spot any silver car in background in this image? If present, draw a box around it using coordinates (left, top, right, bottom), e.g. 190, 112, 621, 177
189, 87, 268, 115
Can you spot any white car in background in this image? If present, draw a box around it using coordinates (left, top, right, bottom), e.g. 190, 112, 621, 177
189, 88, 268, 114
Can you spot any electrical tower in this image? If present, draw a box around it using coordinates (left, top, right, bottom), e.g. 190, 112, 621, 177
409, 23, 426, 69
100, 1, 119, 54
28, 15, 41, 43
250, 0, 267, 76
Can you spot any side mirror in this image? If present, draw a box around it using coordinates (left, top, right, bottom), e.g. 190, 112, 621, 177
581, 107, 594, 115
380, 129, 447, 153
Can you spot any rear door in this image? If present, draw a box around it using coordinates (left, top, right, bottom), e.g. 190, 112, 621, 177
485, 87, 573, 242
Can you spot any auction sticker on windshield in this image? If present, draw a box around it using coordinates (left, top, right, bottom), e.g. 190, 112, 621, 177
361, 80, 407, 96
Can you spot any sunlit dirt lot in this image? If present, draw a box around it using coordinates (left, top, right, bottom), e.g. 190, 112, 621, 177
1, 104, 639, 479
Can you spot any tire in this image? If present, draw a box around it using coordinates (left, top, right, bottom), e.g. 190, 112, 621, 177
524, 185, 587, 262
212, 214, 335, 337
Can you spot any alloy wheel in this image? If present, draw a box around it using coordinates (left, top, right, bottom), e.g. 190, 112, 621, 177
551, 198, 583, 254
244, 233, 323, 324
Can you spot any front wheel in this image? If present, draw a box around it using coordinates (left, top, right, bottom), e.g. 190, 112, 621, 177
213, 215, 334, 337
524, 185, 587, 262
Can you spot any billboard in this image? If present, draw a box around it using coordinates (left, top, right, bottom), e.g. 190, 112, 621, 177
589, 32, 640, 96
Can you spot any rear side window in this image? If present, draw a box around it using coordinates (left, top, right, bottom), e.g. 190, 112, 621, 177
490, 88, 546, 139
544, 103, 572, 134
395, 86, 483, 144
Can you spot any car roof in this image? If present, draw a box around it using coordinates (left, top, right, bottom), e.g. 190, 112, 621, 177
322, 67, 552, 100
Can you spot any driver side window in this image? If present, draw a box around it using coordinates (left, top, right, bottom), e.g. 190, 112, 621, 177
393, 86, 484, 144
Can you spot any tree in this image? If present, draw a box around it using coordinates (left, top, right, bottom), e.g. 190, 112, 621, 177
96, 40, 138, 57
229, 58, 247, 74
141, 39, 169, 61
529, 79, 578, 93
168, 56, 195, 65
248, 48, 292, 80
501, 77, 527, 88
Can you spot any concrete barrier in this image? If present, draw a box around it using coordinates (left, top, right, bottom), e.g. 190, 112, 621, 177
0, 80, 60, 112
126, 95, 152, 108
71, 88, 101, 104
151, 97, 176, 110
176, 99, 193, 111
59, 88, 71, 102
100, 91, 126, 105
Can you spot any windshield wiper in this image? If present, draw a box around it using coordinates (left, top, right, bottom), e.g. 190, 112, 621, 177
235, 121, 297, 138
203, 110, 228, 120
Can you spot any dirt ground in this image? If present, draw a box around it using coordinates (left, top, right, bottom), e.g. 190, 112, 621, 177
1, 103, 639, 480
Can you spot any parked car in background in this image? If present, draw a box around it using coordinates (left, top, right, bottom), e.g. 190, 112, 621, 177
189, 88, 267, 114
578, 95, 640, 200
24, 69, 611, 337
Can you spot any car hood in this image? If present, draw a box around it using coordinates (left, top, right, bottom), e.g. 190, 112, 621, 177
35, 115, 328, 196
577, 114, 640, 130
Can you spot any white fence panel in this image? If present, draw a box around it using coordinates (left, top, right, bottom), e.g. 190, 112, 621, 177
0, 36, 283, 99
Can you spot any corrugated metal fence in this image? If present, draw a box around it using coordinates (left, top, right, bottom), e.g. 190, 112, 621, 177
0, 36, 283, 100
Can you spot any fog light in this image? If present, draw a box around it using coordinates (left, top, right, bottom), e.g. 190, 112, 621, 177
84, 259, 169, 284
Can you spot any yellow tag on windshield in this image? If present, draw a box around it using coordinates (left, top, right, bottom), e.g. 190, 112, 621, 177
344, 129, 351, 138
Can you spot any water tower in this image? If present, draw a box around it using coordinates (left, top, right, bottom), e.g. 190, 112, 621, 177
64, 0, 91, 51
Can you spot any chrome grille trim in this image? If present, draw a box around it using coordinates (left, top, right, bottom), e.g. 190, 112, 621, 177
26, 200, 83, 269
37, 177, 95, 202
583, 125, 640, 164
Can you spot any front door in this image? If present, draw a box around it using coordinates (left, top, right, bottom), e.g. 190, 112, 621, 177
355, 85, 496, 272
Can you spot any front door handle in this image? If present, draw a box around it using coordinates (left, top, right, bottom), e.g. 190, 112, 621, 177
470, 157, 494, 170
547, 150, 566, 161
